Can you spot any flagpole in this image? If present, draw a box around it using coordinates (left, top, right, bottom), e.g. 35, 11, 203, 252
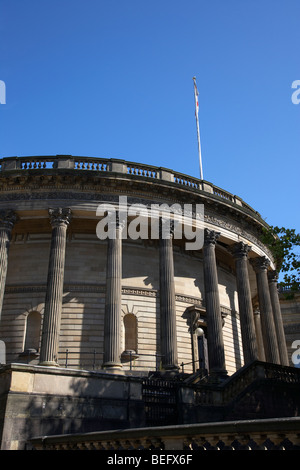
193, 77, 204, 180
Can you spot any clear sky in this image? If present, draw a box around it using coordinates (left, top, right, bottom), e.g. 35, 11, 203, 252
0, 0, 299, 235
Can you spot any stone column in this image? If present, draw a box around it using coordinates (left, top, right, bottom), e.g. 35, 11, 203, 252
203, 229, 227, 378
103, 218, 123, 370
253, 308, 266, 361
228, 242, 258, 364
250, 257, 280, 364
268, 270, 289, 366
159, 221, 178, 371
39, 208, 72, 366
0, 210, 17, 320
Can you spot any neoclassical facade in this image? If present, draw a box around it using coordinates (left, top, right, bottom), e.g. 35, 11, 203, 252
0, 156, 289, 377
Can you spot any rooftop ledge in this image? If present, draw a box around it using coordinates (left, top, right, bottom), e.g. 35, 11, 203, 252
0, 155, 264, 223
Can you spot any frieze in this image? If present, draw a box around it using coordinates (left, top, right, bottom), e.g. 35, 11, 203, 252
0, 188, 264, 229
0, 173, 263, 220
204, 212, 274, 260
0, 186, 272, 259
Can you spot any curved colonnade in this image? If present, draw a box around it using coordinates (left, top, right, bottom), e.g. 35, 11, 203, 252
0, 156, 288, 377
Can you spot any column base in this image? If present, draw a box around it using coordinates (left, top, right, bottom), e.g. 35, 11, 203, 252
102, 362, 124, 374
161, 365, 180, 378
38, 360, 60, 367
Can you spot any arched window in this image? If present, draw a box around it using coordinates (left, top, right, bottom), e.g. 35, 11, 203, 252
24, 311, 41, 353
123, 313, 137, 353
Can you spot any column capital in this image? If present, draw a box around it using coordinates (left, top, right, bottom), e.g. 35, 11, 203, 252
204, 228, 220, 246
267, 269, 279, 284
48, 208, 72, 228
228, 241, 252, 258
115, 211, 126, 231
159, 218, 175, 240
250, 256, 270, 273
0, 209, 18, 231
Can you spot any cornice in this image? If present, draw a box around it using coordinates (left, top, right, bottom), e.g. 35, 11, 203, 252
0, 165, 268, 230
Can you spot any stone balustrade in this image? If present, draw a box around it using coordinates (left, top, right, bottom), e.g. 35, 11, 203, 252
0, 155, 262, 220
29, 416, 300, 450
194, 359, 300, 406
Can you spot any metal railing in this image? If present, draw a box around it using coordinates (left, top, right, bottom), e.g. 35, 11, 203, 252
61, 349, 164, 373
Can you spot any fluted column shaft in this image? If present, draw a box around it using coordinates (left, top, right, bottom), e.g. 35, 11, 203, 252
268, 270, 289, 366
229, 242, 258, 364
253, 309, 266, 361
203, 229, 226, 377
0, 210, 17, 321
40, 208, 71, 366
250, 257, 280, 364
103, 223, 123, 369
159, 227, 178, 371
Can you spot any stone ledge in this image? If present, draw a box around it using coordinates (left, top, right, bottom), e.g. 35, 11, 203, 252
29, 416, 300, 450
0, 362, 144, 385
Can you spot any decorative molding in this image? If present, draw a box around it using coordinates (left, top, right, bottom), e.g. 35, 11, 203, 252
175, 294, 203, 307
122, 287, 157, 297
204, 212, 273, 261
4, 284, 239, 319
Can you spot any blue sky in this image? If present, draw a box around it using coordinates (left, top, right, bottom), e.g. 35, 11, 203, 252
0, 0, 299, 235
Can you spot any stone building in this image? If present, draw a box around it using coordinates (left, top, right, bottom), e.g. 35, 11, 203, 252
0, 155, 298, 450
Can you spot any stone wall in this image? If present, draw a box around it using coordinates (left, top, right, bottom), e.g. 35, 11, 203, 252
0, 231, 244, 375
280, 292, 300, 366
0, 364, 145, 450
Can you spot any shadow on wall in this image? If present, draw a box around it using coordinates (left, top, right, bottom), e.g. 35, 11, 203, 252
22, 371, 144, 447
225, 285, 243, 370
